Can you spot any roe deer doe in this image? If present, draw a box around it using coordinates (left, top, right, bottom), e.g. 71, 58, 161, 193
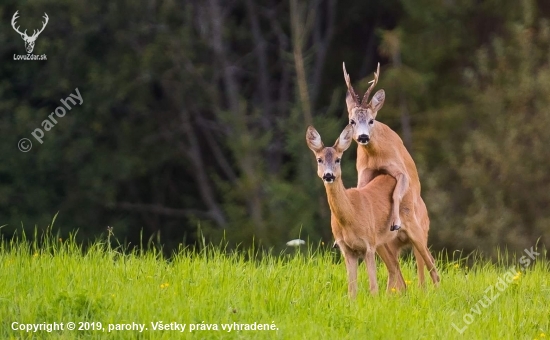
306, 124, 435, 298
342, 62, 440, 287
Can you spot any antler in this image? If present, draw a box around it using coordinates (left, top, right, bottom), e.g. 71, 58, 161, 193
31, 13, 49, 39
343, 62, 360, 106
11, 11, 27, 37
11, 11, 49, 39
361, 62, 380, 108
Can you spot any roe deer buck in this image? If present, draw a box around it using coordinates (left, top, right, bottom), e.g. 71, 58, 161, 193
342, 62, 439, 286
306, 124, 436, 298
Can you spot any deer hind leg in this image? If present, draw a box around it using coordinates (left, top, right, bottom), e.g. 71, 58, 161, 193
389, 232, 426, 287
376, 244, 406, 292
390, 173, 409, 231
403, 223, 440, 287
343, 252, 359, 299
414, 196, 433, 286
364, 248, 379, 295
413, 247, 426, 287
425, 249, 437, 285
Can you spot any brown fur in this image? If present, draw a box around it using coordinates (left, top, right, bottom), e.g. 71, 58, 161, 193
307, 125, 418, 298
327, 174, 414, 297
343, 63, 439, 288
358, 122, 437, 286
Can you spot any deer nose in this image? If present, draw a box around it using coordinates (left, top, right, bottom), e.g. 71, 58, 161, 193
357, 134, 370, 144
322, 173, 336, 183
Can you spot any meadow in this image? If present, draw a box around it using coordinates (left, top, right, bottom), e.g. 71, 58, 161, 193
0, 228, 548, 340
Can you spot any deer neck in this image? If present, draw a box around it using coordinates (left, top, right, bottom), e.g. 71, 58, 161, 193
324, 178, 354, 227
357, 125, 383, 161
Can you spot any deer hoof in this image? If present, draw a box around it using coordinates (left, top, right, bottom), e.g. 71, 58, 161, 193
390, 225, 401, 231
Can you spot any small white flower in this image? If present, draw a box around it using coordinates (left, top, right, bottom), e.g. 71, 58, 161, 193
286, 239, 306, 247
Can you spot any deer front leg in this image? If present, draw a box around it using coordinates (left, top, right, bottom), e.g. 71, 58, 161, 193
357, 168, 377, 188
390, 172, 409, 231
343, 252, 359, 299
364, 249, 379, 294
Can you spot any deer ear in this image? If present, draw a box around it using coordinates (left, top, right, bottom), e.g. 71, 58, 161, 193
334, 124, 353, 153
370, 89, 385, 115
306, 126, 323, 153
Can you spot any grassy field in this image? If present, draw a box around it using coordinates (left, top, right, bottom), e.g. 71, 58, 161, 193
0, 230, 548, 340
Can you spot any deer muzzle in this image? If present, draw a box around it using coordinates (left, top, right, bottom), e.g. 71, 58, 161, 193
322, 173, 336, 183
357, 134, 370, 144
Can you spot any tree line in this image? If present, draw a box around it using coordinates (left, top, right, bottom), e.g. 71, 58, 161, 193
2, 0, 549, 256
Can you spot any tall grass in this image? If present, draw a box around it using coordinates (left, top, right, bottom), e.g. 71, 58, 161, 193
0, 227, 548, 339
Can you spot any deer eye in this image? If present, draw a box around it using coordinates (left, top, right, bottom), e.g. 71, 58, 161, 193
335, 158, 341, 164
369, 119, 374, 125
349, 119, 356, 125
317, 158, 322, 163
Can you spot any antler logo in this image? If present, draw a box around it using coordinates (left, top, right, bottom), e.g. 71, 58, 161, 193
11, 11, 49, 54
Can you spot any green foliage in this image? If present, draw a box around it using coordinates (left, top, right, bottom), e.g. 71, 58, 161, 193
403, 0, 550, 255
1, 0, 549, 255
1, 0, 368, 252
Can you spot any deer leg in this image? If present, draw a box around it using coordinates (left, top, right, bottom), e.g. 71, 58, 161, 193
426, 250, 438, 285
364, 249, 379, 294
412, 196, 433, 286
413, 247, 426, 287
389, 232, 426, 287
376, 244, 406, 292
357, 168, 377, 188
413, 208, 437, 286
390, 173, 408, 231
405, 225, 440, 286
343, 253, 359, 299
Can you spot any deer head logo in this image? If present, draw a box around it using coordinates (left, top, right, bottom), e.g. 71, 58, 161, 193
11, 11, 49, 54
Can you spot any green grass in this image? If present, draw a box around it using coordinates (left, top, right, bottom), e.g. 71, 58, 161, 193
0, 231, 548, 339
